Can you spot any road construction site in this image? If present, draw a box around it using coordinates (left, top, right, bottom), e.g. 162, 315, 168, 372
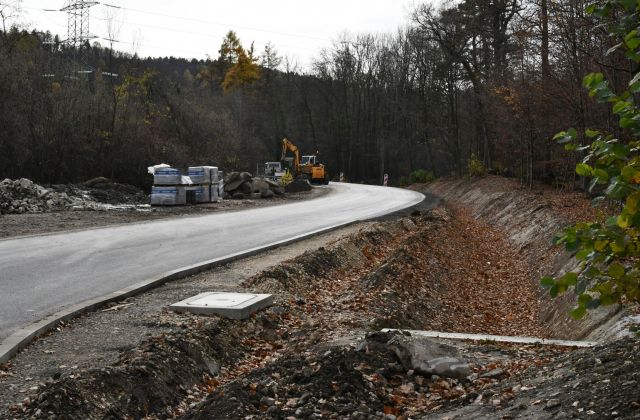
0, 176, 638, 419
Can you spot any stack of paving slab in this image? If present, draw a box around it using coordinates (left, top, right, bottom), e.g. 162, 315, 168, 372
150, 165, 222, 206
151, 167, 186, 206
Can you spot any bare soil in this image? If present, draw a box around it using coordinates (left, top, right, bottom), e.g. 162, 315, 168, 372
0, 188, 326, 239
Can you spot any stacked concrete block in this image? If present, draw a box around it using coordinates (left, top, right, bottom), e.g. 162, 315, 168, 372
192, 185, 211, 203
151, 164, 222, 206
151, 166, 186, 206
217, 171, 224, 200
203, 166, 219, 183
150, 186, 186, 206
187, 166, 208, 184
210, 184, 220, 202
153, 167, 181, 185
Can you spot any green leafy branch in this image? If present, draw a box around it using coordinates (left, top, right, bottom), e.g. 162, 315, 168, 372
543, 0, 640, 319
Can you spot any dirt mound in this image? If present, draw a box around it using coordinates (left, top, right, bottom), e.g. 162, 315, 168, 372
186, 333, 399, 419
80, 177, 147, 204
285, 178, 312, 193
19, 319, 246, 419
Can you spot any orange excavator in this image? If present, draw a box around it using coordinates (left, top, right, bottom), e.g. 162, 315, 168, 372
281, 138, 329, 185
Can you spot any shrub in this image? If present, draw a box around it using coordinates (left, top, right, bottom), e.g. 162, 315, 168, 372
279, 170, 293, 187
409, 169, 436, 184
467, 154, 487, 177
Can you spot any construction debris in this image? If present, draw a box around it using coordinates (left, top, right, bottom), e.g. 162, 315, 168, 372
0, 178, 147, 215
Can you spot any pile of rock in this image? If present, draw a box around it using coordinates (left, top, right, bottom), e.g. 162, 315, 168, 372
223, 172, 285, 199
0, 178, 148, 214
0, 178, 95, 214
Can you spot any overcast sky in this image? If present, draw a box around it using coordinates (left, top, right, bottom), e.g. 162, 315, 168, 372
19, 0, 419, 69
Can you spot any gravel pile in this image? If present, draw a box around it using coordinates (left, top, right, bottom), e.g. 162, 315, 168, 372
0, 178, 94, 214
0, 178, 148, 215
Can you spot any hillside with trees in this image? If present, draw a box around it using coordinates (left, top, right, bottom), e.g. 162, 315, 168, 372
0, 0, 631, 188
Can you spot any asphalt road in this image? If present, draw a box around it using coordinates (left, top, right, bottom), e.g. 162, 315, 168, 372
0, 182, 425, 340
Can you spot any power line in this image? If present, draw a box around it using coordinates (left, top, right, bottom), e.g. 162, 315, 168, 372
26, 2, 330, 42
23, 2, 315, 59
90, 14, 314, 53
99, 2, 331, 42
98, 37, 207, 57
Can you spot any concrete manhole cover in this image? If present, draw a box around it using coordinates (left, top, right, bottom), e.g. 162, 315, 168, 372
169, 292, 273, 319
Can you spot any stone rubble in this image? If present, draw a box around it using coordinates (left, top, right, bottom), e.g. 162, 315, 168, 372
0, 178, 148, 215
223, 172, 285, 199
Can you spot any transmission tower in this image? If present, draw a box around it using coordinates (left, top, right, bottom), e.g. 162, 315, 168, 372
60, 0, 98, 48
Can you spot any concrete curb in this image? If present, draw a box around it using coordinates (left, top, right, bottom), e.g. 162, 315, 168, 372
381, 329, 598, 348
0, 188, 426, 365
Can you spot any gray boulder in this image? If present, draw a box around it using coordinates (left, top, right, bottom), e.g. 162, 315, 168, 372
387, 334, 471, 379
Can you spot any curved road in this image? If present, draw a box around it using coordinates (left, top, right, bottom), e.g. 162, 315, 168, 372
0, 182, 424, 340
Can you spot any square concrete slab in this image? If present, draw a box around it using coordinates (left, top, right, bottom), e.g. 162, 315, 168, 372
169, 292, 273, 319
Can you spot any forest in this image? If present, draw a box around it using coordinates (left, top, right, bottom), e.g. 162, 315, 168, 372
0, 0, 631, 188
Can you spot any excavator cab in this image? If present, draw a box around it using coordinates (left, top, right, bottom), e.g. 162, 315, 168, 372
301, 155, 316, 165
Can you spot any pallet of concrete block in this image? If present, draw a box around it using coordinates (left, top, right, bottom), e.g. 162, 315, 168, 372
205, 166, 219, 184
187, 185, 210, 203
153, 167, 182, 185
187, 166, 208, 185
210, 183, 220, 202
209, 171, 223, 203
188, 166, 219, 185
150, 186, 186, 206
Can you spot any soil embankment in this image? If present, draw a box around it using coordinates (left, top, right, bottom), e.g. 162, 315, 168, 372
422, 176, 621, 340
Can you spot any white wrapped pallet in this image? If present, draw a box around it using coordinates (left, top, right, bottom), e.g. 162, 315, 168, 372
202, 166, 219, 183
218, 171, 224, 197
192, 185, 211, 203
150, 186, 186, 206
188, 167, 209, 184
210, 183, 220, 202
153, 167, 181, 185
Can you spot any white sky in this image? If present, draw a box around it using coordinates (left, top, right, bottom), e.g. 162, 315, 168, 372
18, 0, 419, 70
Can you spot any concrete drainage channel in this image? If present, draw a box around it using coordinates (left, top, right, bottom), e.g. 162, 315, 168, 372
0, 221, 361, 364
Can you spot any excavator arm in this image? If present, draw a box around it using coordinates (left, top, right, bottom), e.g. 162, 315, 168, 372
281, 137, 301, 175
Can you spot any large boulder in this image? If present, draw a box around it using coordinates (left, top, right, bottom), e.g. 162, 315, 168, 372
386, 334, 471, 380
238, 181, 253, 195
224, 172, 253, 193
260, 189, 274, 199
251, 178, 270, 194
